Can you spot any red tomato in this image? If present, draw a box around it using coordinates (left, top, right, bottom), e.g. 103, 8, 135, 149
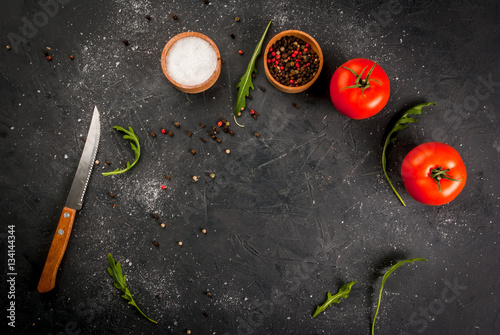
401, 142, 467, 206
330, 58, 390, 119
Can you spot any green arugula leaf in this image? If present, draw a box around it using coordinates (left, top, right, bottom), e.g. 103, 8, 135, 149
382, 102, 436, 205
107, 254, 157, 324
234, 19, 272, 127
372, 258, 428, 335
312, 281, 356, 318
102, 126, 141, 176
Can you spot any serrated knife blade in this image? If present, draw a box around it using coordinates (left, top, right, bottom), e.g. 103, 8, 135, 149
38, 106, 100, 293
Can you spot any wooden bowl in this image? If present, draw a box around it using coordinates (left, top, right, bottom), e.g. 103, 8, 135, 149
161, 32, 221, 93
263, 30, 323, 93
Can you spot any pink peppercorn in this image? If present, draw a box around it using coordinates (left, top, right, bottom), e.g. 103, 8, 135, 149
161, 129, 166, 134
250, 110, 255, 115
238, 50, 243, 55
161, 185, 166, 190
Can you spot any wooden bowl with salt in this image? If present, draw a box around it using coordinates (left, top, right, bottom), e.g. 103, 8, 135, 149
161, 32, 221, 93
263, 30, 323, 94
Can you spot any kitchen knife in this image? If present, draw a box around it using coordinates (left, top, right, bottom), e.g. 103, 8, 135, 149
37, 106, 100, 293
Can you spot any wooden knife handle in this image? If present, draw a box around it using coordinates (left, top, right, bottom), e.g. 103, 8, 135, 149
38, 207, 76, 293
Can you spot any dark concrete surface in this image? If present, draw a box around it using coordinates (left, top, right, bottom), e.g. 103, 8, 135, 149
1, 1, 499, 334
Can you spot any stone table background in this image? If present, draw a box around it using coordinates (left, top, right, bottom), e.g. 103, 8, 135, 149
1, 1, 499, 334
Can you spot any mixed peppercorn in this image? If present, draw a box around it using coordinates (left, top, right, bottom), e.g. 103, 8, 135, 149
266, 36, 320, 87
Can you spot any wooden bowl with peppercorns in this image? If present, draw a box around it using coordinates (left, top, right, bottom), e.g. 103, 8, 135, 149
161, 32, 221, 93
263, 30, 323, 93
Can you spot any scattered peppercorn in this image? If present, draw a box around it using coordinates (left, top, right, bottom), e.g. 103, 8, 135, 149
122, 39, 129, 46
82, 137, 86, 142
235, 16, 240, 22
161, 223, 165, 228
172, 14, 178, 20
186, 330, 191, 335
161, 185, 166, 190
238, 50, 243, 55
186, 131, 192, 137
178, 241, 183, 246
229, 33, 235, 39
69, 55, 74, 60
43, 50, 49, 56
202, 228, 207, 234
151, 132, 156, 138
161, 128, 166, 134
190, 149, 196, 155
6, 45, 11, 50
109, 192, 115, 198
156, 295, 161, 300
168, 130, 174, 137
173, 122, 180, 128
200, 123, 205, 128
206, 291, 212, 298
216, 138, 222, 143
95, 160, 100, 165
106, 160, 111, 165
260, 86, 266, 92
203, 0, 209, 4
250, 109, 255, 115
203, 312, 209, 317
166, 175, 171, 180
192, 176, 198, 182
253, 132, 260, 138
293, 103, 300, 109
252, 111, 259, 119
153, 241, 159, 247
152, 213, 159, 219
201, 138, 207, 142
229, 129, 235, 135
225, 149, 231, 154
209, 173, 215, 179
46, 56, 52, 61
145, 14, 151, 20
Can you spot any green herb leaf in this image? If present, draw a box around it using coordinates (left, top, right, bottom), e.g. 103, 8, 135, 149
234, 19, 272, 127
107, 254, 157, 324
312, 281, 356, 318
102, 126, 141, 176
382, 102, 436, 205
372, 258, 427, 335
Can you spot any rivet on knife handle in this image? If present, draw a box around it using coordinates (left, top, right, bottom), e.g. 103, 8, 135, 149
37, 207, 77, 293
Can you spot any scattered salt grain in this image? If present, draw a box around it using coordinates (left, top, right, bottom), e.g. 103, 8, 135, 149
166, 36, 217, 86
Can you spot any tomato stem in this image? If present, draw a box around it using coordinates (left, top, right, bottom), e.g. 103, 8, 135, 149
339, 62, 381, 94
430, 167, 463, 192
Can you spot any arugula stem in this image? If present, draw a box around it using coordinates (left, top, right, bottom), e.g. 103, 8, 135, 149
381, 138, 406, 206
371, 258, 427, 335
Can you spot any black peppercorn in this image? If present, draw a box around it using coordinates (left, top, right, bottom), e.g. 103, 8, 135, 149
229, 33, 235, 39
172, 14, 178, 20
145, 14, 151, 20
173, 122, 180, 128
122, 39, 129, 46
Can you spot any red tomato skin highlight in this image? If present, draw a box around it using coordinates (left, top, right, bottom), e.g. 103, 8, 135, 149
401, 142, 467, 206
330, 58, 390, 119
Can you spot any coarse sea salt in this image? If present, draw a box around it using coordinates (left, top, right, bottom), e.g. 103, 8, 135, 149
166, 36, 217, 86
